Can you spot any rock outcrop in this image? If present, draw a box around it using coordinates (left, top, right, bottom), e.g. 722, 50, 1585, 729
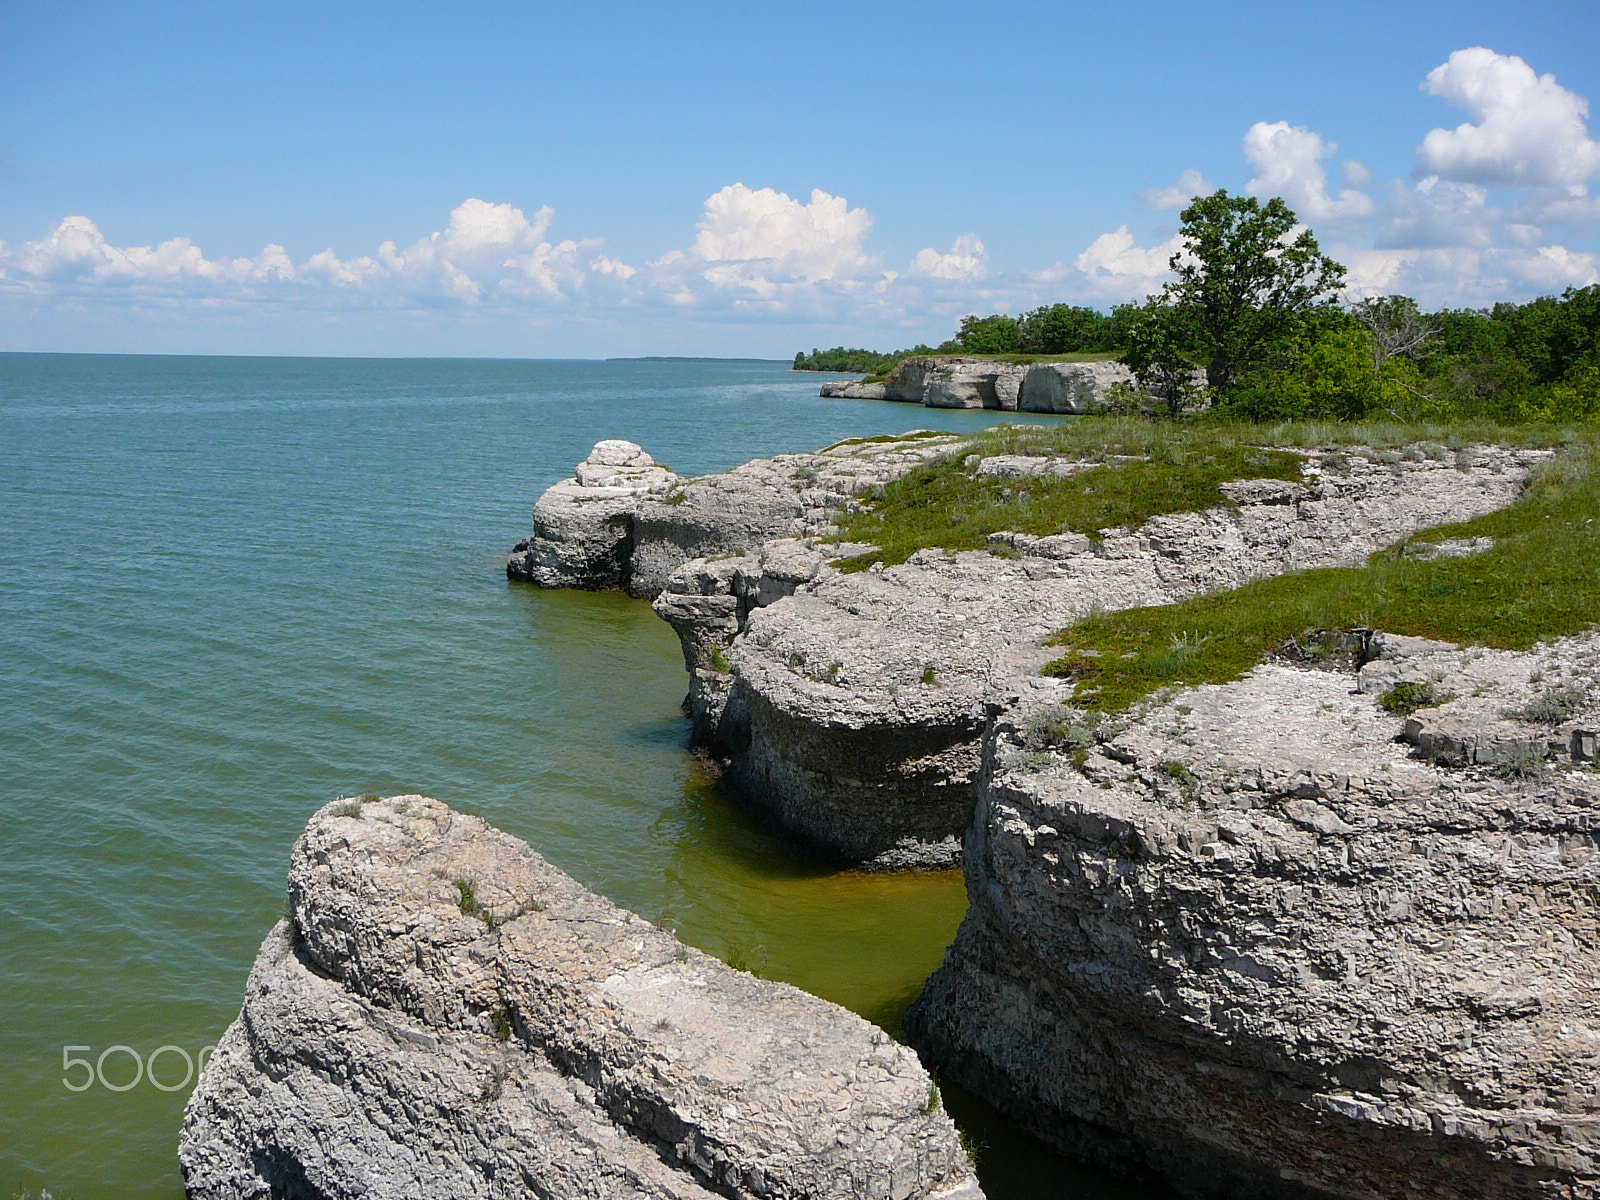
922, 361, 1030, 411
181, 796, 981, 1200
818, 356, 1136, 412
510, 434, 966, 599
905, 632, 1600, 1199
1017, 361, 1137, 413
669, 447, 1548, 867
818, 379, 891, 401
514, 439, 1548, 868
506, 440, 677, 590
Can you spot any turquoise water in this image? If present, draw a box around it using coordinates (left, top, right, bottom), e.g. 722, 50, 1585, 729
0, 354, 1163, 1199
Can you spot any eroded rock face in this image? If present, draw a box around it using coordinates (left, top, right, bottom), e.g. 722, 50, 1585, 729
510, 435, 966, 600
705, 448, 1547, 867
515, 439, 1548, 869
506, 440, 676, 589
820, 357, 1137, 412
819, 379, 892, 401
906, 638, 1600, 1199
1017, 361, 1136, 413
181, 796, 982, 1200
922, 362, 1030, 411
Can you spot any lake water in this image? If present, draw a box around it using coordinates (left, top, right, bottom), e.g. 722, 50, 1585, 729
0, 354, 1166, 1199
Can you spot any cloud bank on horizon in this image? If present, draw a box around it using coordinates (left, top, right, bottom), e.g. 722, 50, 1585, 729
4, 47, 1598, 351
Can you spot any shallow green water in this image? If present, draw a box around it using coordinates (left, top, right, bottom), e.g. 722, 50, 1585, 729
0, 353, 1164, 1199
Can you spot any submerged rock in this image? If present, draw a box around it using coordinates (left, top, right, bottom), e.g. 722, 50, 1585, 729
181, 796, 981, 1200
906, 638, 1600, 1199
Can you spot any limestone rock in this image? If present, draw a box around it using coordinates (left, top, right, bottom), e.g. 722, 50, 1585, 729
510, 433, 965, 601
879, 358, 943, 402
906, 644, 1600, 1199
706, 447, 1545, 866
1017, 361, 1136, 413
181, 796, 981, 1200
819, 379, 891, 400
821, 357, 1137, 413
506, 441, 677, 588
922, 362, 1030, 411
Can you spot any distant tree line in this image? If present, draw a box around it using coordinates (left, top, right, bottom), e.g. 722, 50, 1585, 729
796, 189, 1600, 424
792, 345, 936, 374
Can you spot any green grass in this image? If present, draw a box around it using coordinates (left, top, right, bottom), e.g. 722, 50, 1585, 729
820, 430, 953, 451
1042, 442, 1600, 712
490, 998, 514, 1041
831, 416, 1589, 576
833, 438, 1304, 571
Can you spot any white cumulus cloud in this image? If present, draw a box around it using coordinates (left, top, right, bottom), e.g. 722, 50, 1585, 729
1243, 121, 1374, 220
1068, 226, 1184, 299
689, 184, 874, 282
907, 234, 988, 280
1418, 47, 1600, 187
1138, 168, 1216, 212
6, 214, 293, 290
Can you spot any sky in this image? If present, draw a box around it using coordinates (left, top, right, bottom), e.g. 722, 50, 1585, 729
2, 0, 1598, 358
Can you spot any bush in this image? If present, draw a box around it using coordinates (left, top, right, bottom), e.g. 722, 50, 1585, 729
1379, 681, 1452, 717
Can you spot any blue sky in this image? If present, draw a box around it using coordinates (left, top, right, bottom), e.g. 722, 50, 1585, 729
2, 0, 1597, 357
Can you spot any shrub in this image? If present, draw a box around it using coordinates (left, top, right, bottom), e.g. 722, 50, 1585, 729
1503, 685, 1591, 724
1379, 681, 1453, 717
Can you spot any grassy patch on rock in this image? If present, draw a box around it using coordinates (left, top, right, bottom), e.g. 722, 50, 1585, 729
1042, 442, 1600, 711
834, 437, 1305, 571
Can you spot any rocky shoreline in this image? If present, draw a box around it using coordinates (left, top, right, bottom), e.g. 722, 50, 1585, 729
515, 435, 1547, 870
816, 356, 1137, 413
181, 425, 1599, 1199
498, 429, 1600, 1197
909, 629, 1600, 1199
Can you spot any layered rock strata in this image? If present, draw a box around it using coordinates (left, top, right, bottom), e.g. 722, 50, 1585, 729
506, 440, 677, 590
513, 439, 1548, 868
905, 633, 1600, 1199
818, 357, 1136, 412
669, 447, 1548, 867
180, 796, 981, 1200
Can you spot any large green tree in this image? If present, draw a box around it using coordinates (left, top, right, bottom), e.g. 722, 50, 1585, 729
1165, 190, 1346, 392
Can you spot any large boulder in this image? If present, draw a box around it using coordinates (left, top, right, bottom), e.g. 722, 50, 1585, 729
906, 634, 1600, 1199
181, 796, 982, 1200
